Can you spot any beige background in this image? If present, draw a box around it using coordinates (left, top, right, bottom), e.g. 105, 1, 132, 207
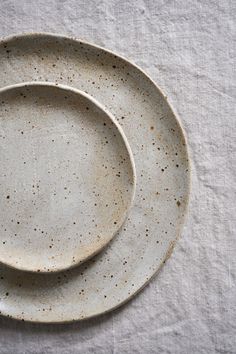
0, 0, 235, 353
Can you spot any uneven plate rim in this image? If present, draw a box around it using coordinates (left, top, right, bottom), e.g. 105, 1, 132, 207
0, 32, 191, 323
0, 81, 137, 274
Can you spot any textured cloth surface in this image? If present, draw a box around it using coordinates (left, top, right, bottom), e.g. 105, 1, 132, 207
0, 1, 235, 353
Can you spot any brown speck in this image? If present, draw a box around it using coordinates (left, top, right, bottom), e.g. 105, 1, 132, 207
177, 201, 181, 207
6, 195, 10, 199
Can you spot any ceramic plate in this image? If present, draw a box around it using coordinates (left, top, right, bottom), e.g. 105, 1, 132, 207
0, 82, 135, 273
0, 33, 190, 322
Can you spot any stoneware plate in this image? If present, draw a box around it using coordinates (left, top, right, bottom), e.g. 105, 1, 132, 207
0, 82, 136, 273
0, 33, 190, 323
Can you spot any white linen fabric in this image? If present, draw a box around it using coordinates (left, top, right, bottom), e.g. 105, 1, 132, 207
0, 0, 235, 353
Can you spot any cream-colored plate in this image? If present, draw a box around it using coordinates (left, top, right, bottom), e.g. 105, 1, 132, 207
0, 33, 190, 322
0, 82, 135, 273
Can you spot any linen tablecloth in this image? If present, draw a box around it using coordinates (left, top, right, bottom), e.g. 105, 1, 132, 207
0, 0, 235, 353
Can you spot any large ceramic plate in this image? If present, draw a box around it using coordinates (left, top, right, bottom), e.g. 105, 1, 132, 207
0, 33, 190, 323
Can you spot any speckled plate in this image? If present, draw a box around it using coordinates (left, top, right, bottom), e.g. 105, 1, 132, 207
0, 33, 190, 322
0, 82, 135, 273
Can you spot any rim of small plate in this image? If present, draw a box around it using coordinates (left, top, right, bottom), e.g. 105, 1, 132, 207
0, 81, 137, 274
0, 32, 191, 323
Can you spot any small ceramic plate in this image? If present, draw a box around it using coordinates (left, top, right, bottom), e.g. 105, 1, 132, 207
0, 33, 190, 323
0, 82, 136, 273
